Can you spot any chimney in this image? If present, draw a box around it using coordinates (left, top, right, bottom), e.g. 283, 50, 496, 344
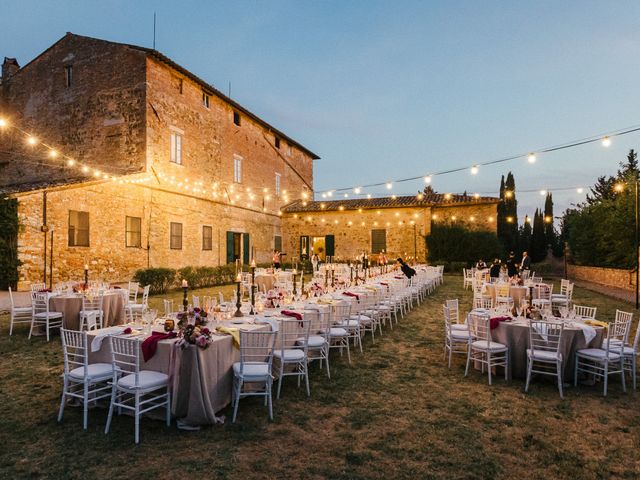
1, 57, 20, 82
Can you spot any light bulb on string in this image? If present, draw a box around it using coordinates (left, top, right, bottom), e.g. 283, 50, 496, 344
424, 175, 432, 184
386, 182, 393, 190
470, 165, 479, 175
602, 136, 611, 147
354, 187, 361, 194
527, 153, 536, 164
27, 136, 37, 146
49, 150, 58, 158
577, 187, 584, 193
0, 118, 7, 128
66, 159, 75, 167
539, 190, 547, 196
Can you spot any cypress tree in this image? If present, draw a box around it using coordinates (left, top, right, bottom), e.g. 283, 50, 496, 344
497, 173, 520, 254
519, 215, 532, 254
531, 209, 547, 262
543, 193, 556, 253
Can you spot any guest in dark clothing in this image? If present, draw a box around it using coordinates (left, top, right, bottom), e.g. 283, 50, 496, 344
519, 251, 531, 273
489, 259, 501, 278
397, 258, 416, 278
506, 252, 517, 278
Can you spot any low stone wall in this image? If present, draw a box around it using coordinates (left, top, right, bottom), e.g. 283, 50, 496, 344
567, 264, 636, 291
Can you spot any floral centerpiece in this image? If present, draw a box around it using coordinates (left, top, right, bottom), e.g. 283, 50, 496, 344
266, 290, 285, 308
177, 324, 213, 349
176, 307, 212, 349
308, 282, 324, 297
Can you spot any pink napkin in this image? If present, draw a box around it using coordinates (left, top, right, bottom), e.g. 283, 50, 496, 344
490, 316, 511, 330
280, 310, 303, 320
141, 331, 177, 362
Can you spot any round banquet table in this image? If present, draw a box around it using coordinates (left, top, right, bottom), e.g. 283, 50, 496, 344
484, 284, 528, 306
489, 319, 605, 380
50, 290, 127, 330
255, 274, 276, 292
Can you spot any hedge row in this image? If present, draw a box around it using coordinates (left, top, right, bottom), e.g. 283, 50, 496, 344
133, 261, 313, 295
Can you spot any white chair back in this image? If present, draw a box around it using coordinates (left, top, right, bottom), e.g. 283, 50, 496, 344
573, 305, 597, 319
238, 330, 277, 375
127, 282, 139, 303
468, 312, 491, 346
31, 282, 46, 292
109, 336, 141, 386
528, 320, 563, 357
163, 299, 174, 316
61, 328, 89, 376
278, 317, 310, 351
445, 299, 460, 323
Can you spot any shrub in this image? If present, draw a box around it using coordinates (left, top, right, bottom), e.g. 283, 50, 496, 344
133, 267, 176, 294
0, 197, 21, 290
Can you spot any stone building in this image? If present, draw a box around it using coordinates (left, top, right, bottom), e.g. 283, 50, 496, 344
0, 33, 499, 289
0, 33, 318, 288
281, 194, 499, 263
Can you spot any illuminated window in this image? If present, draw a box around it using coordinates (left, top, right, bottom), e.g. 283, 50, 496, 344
202, 225, 213, 250
68, 210, 89, 247
234, 155, 243, 183
125, 216, 142, 248
170, 132, 183, 165
170, 222, 183, 250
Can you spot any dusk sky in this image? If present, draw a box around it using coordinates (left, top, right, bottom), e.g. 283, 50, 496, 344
3, 1, 640, 219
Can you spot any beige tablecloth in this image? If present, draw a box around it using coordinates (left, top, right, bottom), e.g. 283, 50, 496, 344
490, 320, 604, 380
50, 291, 126, 330
255, 275, 276, 292
484, 284, 528, 305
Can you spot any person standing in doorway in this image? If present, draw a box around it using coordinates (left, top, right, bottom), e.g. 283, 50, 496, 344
272, 250, 281, 270
311, 253, 319, 272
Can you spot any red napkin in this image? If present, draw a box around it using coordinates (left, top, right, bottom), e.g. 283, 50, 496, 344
280, 310, 303, 320
38, 288, 52, 293
343, 292, 360, 301
380, 282, 389, 286
394, 275, 404, 279
141, 331, 177, 362
490, 316, 511, 330
112, 285, 122, 289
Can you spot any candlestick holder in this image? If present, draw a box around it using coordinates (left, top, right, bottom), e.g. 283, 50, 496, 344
300, 272, 304, 295
250, 266, 256, 315
234, 280, 243, 317
182, 286, 188, 312
84, 269, 89, 288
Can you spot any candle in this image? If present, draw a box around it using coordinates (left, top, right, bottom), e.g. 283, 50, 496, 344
182, 279, 188, 288
84, 264, 89, 271
251, 258, 256, 268
236, 273, 242, 282
292, 268, 298, 275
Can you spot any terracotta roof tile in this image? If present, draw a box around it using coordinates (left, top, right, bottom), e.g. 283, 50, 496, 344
281, 193, 500, 213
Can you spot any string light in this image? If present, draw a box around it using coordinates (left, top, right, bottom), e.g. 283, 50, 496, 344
354, 187, 361, 194
539, 190, 547, 196
0, 118, 7, 128
577, 187, 584, 193
315, 123, 640, 198
27, 136, 37, 145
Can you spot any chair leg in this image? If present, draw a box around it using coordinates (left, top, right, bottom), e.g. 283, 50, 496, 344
276, 362, 284, 399
603, 363, 609, 397
232, 378, 241, 423
325, 346, 331, 379
83, 382, 89, 430
134, 392, 140, 444
166, 390, 171, 427
267, 378, 273, 420
28, 318, 35, 340
105, 384, 116, 434
58, 377, 68, 423
345, 338, 351, 365
304, 361, 310, 397
633, 358, 637, 391
525, 358, 532, 393
464, 349, 471, 377
46, 320, 50, 342
620, 359, 626, 393
487, 355, 493, 385
557, 361, 564, 399
574, 356, 579, 387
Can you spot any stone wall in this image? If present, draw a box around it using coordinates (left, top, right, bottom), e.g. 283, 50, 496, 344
282, 201, 498, 263
567, 264, 636, 292
145, 57, 314, 216
0, 34, 148, 187
16, 179, 282, 289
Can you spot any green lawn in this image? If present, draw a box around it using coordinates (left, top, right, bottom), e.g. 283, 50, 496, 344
1, 275, 639, 479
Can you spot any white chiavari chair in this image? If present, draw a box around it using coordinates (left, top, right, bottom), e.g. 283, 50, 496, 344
232, 330, 277, 422
274, 317, 311, 399
525, 319, 565, 398
9, 286, 32, 336
465, 312, 509, 385
29, 292, 63, 341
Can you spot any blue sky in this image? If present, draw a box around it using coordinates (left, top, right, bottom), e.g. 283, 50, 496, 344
2, 0, 640, 219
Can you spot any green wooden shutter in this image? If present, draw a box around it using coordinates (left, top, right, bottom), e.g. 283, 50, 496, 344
226, 231, 234, 264
325, 235, 335, 257
299, 236, 310, 259
243, 233, 250, 264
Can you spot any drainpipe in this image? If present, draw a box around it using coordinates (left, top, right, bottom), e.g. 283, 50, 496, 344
41, 191, 48, 285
